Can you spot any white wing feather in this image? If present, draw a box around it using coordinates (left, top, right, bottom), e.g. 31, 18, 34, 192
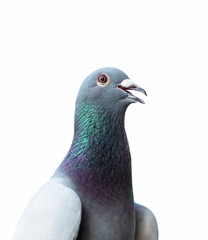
12, 179, 82, 240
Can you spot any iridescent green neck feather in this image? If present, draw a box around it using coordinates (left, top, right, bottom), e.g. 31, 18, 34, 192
56, 101, 133, 200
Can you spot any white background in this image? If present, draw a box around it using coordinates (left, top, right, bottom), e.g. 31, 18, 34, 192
0, 1, 208, 239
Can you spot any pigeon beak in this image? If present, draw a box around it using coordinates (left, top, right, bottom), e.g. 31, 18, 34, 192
118, 79, 147, 104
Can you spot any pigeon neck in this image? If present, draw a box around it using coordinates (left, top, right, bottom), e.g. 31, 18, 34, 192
57, 101, 133, 201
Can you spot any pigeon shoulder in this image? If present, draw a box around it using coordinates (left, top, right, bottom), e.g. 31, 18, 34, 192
12, 178, 82, 240
134, 203, 158, 240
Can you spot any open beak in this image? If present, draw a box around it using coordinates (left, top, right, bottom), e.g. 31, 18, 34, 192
118, 79, 147, 104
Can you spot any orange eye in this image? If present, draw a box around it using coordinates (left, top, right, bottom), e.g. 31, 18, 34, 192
98, 74, 108, 83
97, 73, 111, 87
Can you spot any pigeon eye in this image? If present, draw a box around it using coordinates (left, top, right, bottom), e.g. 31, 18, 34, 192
98, 74, 107, 83
97, 73, 111, 87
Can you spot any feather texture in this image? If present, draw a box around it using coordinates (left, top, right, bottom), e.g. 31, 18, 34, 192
12, 179, 81, 240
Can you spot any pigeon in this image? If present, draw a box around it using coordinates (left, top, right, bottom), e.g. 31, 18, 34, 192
12, 67, 158, 240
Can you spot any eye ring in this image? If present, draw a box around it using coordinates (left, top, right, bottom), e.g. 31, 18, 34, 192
97, 73, 111, 87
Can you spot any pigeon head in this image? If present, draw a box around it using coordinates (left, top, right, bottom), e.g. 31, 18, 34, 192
76, 67, 147, 114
